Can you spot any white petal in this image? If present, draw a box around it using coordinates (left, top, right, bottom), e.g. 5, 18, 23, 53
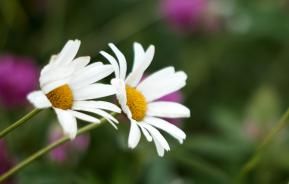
40, 55, 61, 77
111, 79, 132, 118
70, 110, 100, 123
139, 125, 152, 142
128, 121, 141, 149
41, 79, 69, 94
138, 71, 187, 102
145, 117, 186, 144
100, 51, 120, 79
142, 123, 169, 157
54, 109, 77, 139
94, 109, 119, 129
108, 43, 127, 80
137, 66, 175, 91
73, 101, 121, 113
48, 55, 58, 64
87, 108, 119, 123
73, 84, 116, 100
147, 102, 190, 118
70, 64, 113, 89
54, 40, 81, 66
40, 63, 54, 77
71, 56, 91, 70
132, 42, 146, 72
40, 66, 74, 90
72, 107, 119, 129
142, 123, 170, 151
154, 138, 165, 157
125, 45, 155, 87
27, 90, 51, 109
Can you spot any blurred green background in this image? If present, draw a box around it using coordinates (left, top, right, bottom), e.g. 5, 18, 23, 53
1, 0, 289, 183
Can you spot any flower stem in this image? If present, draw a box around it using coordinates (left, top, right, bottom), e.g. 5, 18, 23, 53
0, 114, 114, 183
0, 109, 41, 139
237, 107, 289, 182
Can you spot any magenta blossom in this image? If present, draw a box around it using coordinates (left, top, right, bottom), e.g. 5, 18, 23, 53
0, 55, 39, 108
48, 125, 90, 164
160, 0, 208, 32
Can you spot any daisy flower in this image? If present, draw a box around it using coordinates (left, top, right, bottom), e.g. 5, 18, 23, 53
27, 40, 121, 139
100, 42, 190, 157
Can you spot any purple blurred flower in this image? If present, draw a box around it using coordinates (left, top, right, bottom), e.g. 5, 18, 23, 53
159, 91, 184, 126
0, 140, 14, 184
0, 55, 39, 108
48, 125, 90, 164
160, 0, 208, 32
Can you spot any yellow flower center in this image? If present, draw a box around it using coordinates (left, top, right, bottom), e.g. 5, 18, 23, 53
126, 85, 147, 121
46, 84, 73, 110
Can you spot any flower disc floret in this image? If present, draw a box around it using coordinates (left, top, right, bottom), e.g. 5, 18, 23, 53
126, 85, 147, 121
46, 84, 73, 110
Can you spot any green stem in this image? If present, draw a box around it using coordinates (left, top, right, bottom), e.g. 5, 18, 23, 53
0, 115, 114, 183
237, 107, 289, 182
0, 109, 41, 139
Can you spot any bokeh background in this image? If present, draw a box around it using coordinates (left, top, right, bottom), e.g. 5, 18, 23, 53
1, 0, 289, 183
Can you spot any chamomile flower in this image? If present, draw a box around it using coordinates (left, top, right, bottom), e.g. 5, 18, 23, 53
27, 40, 121, 139
100, 42, 190, 157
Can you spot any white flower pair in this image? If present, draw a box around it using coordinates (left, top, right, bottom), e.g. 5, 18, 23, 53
27, 40, 190, 157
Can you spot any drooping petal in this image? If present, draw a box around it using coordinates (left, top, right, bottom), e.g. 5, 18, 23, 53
142, 123, 170, 157
70, 110, 100, 123
125, 45, 155, 87
138, 71, 187, 102
139, 125, 153, 142
128, 121, 141, 149
73, 101, 121, 113
73, 83, 116, 100
54, 109, 77, 139
108, 43, 127, 80
142, 123, 170, 151
147, 101, 190, 118
154, 138, 165, 157
145, 117, 186, 144
27, 90, 51, 109
72, 107, 118, 129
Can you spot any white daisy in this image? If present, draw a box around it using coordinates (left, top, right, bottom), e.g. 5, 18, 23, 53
27, 40, 121, 139
100, 42, 190, 157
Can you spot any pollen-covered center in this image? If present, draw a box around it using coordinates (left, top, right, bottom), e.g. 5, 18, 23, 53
46, 84, 73, 110
126, 85, 147, 121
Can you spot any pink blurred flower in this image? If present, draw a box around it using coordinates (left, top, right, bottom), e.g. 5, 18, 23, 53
48, 125, 90, 164
0, 55, 39, 108
160, 0, 208, 32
